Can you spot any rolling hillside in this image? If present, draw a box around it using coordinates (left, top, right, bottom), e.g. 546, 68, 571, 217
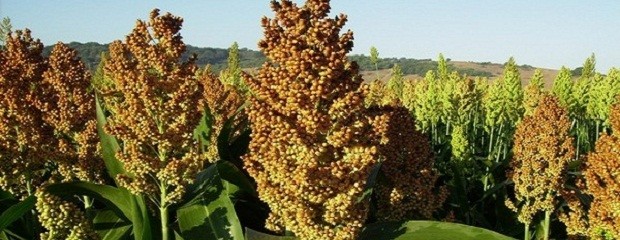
47, 42, 568, 87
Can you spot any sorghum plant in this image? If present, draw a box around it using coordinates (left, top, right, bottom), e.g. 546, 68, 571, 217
243, 0, 383, 238
580, 99, 620, 238
506, 95, 574, 240
373, 106, 448, 221
101, 9, 205, 239
385, 63, 404, 102
0, 29, 53, 197
551, 66, 574, 111
199, 67, 245, 161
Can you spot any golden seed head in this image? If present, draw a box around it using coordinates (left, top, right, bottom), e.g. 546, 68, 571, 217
507, 95, 574, 225
102, 9, 205, 203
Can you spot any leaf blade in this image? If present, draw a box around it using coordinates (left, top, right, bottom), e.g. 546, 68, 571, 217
176, 163, 244, 240
358, 220, 515, 240
0, 196, 35, 231
95, 95, 128, 182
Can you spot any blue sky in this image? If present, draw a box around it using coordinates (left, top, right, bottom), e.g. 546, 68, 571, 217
1, 0, 618, 71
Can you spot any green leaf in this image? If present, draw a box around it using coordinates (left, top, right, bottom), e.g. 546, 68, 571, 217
176, 163, 243, 240
0, 196, 35, 231
174, 230, 184, 240
93, 210, 131, 240
217, 161, 257, 198
217, 103, 249, 164
194, 106, 215, 154
130, 195, 153, 240
95, 95, 129, 182
0, 190, 17, 212
244, 228, 297, 240
479, 179, 512, 203
357, 162, 382, 203
358, 221, 515, 240
44, 182, 133, 221
0, 189, 12, 202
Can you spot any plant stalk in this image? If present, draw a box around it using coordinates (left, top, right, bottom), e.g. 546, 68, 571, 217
160, 183, 169, 240
524, 223, 530, 240
543, 210, 551, 240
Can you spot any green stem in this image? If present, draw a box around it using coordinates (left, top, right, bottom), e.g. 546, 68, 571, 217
575, 121, 581, 161
502, 142, 508, 161
524, 222, 530, 240
83, 195, 94, 219
595, 121, 600, 141
160, 183, 169, 240
488, 125, 494, 154
25, 178, 33, 196
83, 196, 93, 208
543, 210, 551, 240
483, 126, 495, 191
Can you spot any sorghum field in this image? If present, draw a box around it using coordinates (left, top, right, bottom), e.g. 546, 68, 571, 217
0, 0, 618, 240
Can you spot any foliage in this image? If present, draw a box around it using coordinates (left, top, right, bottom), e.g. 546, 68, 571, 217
40, 41, 268, 71
358, 221, 514, 240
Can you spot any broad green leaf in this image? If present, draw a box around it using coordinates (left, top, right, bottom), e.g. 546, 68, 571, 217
173, 161, 254, 208
44, 182, 133, 221
176, 163, 243, 240
358, 221, 515, 240
217, 161, 257, 198
130, 195, 153, 240
0, 196, 35, 231
217, 103, 249, 165
0, 231, 7, 240
93, 210, 131, 240
244, 228, 297, 240
95, 95, 129, 181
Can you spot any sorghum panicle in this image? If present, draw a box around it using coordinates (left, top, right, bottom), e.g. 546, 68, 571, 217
243, 0, 378, 238
506, 95, 574, 225
37, 43, 104, 183
199, 68, 245, 162
581, 99, 620, 238
372, 106, 448, 221
35, 188, 99, 240
102, 9, 204, 203
0, 29, 53, 197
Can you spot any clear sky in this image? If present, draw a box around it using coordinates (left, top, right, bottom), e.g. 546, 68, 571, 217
1, 0, 618, 71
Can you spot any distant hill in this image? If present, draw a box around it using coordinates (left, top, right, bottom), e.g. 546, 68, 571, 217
42, 42, 266, 73
42, 42, 573, 86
